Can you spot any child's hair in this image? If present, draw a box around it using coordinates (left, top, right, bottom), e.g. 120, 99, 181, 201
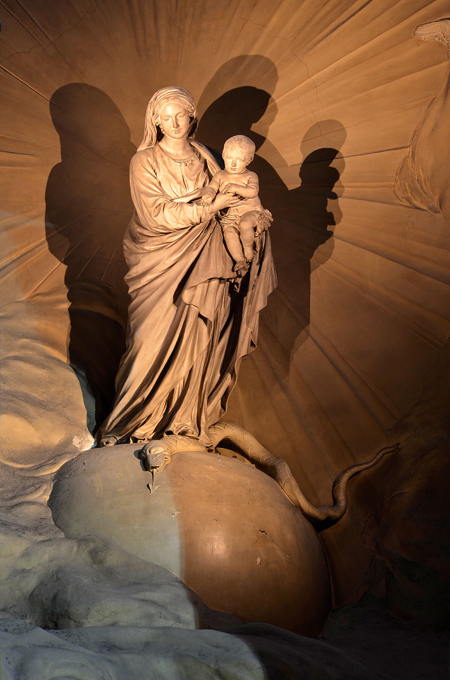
223, 135, 256, 160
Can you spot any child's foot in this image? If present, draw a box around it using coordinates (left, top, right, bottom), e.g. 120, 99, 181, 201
232, 277, 243, 293
234, 260, 249, 278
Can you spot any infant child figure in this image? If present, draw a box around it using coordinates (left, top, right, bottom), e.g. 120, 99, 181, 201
202, 135, 272, 282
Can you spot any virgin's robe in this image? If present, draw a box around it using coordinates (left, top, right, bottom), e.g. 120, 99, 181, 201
100, 140, 276, 444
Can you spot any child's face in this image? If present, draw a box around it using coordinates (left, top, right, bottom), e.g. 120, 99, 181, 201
222, 145, 251, 174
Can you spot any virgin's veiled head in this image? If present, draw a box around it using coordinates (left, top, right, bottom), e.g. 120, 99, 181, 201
138, 86, 197, 151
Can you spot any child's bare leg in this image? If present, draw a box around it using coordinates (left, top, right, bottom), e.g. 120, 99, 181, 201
222, 223, 246, 266
239, 211, 259, 262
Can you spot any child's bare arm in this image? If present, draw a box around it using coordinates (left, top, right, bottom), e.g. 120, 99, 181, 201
199, 186, 216, 205
200, 173, 222, 204
209, 173, 222, 194
222, 172, 259, 199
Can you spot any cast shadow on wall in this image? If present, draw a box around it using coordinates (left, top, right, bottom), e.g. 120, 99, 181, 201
197, 63, 345, 383
45, 83, 135, 430
280, 128, 345, 374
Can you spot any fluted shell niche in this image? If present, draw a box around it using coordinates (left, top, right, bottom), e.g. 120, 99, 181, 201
1, 0, 449, 604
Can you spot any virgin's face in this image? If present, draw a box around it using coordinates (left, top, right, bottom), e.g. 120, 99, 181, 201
157, 101, 191, 140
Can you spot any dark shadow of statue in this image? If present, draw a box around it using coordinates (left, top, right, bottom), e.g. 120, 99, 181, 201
197, 56, 345, 385
275, 122, 346, 379
197, 55, 285, 214
45, 83, 135, 430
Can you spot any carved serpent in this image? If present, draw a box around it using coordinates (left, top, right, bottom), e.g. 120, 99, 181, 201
140, 421, 400, 530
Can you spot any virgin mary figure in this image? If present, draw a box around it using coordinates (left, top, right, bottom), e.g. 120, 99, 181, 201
98, 86, 276, 447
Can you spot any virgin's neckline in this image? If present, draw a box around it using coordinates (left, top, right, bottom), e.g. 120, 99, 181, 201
157, 142, 198, 164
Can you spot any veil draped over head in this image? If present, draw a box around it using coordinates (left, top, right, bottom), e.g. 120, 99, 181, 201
138, 86, 197, 151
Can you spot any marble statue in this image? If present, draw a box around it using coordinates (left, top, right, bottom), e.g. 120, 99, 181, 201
175, 135, 273, 286
98, 87, 276, 447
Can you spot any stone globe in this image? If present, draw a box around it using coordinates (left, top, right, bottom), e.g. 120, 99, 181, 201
49, 443, 331, 634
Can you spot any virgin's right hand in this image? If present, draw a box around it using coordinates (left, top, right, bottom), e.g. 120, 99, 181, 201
211, 192, 240, 212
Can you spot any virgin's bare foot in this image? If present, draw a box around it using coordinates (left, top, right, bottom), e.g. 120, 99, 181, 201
98, 435, 118, 447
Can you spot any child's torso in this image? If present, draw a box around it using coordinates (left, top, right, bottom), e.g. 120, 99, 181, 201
218, 170, 253, 190
218, 170, 262, 213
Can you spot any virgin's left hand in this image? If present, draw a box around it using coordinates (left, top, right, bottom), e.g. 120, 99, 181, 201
210, 192, 241, 212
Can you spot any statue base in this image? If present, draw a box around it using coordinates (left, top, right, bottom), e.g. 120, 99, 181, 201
49, 442, 331, 634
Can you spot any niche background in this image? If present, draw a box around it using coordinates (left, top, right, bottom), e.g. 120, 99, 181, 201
1, 0, 449, 613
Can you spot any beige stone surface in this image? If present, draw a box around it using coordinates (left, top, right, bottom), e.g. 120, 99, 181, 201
1, 0, 449, 628
50, 444, 331, 634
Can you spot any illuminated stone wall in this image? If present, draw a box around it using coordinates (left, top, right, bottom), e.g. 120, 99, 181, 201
1, 0, 449, 607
